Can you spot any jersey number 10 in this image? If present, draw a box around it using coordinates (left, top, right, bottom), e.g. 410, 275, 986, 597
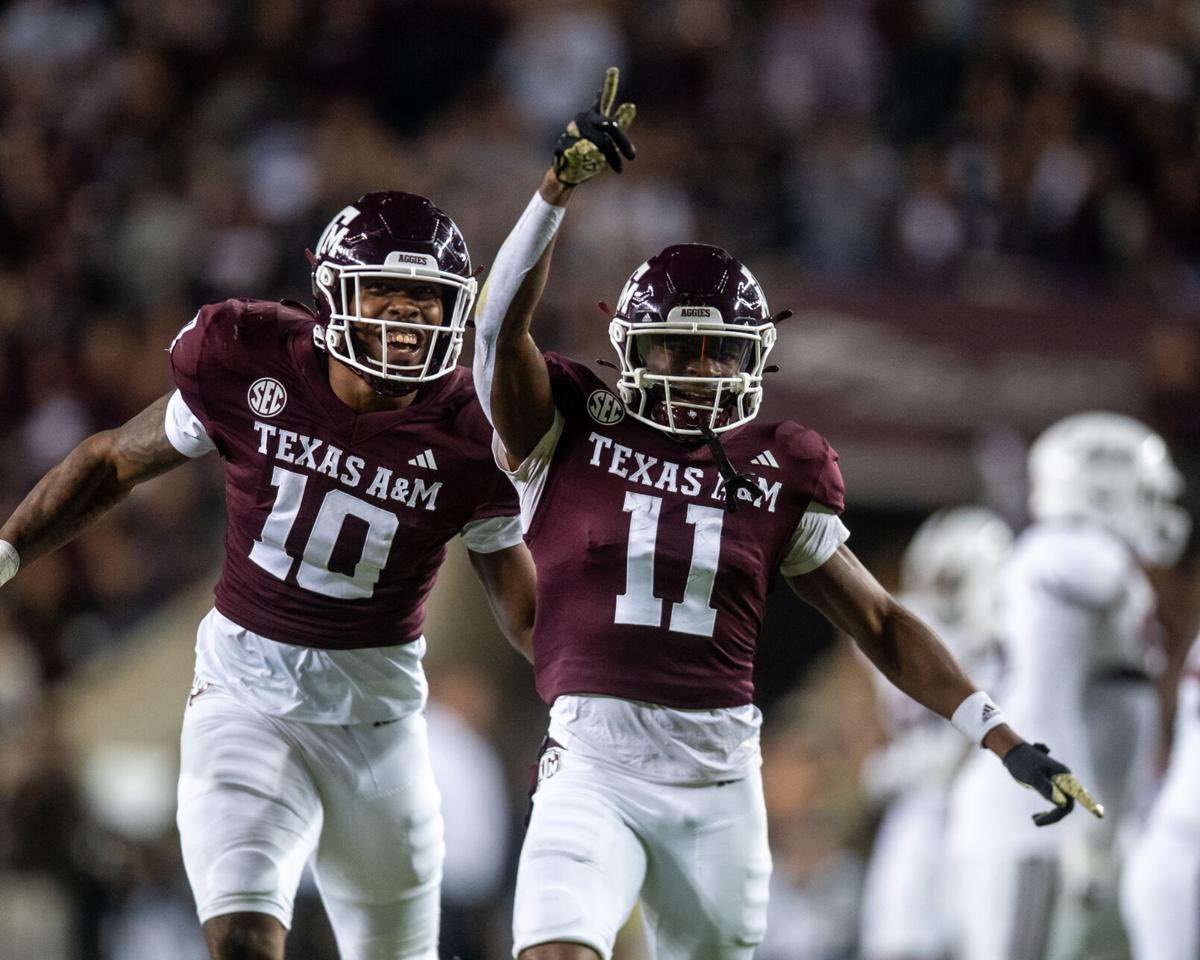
250, 466, 398, 599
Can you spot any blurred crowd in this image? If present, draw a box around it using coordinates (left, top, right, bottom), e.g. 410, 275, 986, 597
0, 0, 1198, 957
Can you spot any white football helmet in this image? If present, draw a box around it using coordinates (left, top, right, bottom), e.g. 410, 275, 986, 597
902, 506, 1014, 647
1028, 411, 1190, 567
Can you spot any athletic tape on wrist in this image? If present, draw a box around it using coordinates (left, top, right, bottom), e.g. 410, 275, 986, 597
0, 540, 19, 587
951, 690, 1005, 746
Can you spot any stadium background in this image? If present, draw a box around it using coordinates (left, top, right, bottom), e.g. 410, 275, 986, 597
0, 0, 1197, 957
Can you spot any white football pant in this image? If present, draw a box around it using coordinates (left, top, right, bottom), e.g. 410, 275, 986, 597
513, 748, 771, 959
1122, 820, 1200, 960
859, 789, 952, 959
177, 684, 442, 960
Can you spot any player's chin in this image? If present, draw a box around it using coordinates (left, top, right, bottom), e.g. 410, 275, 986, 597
651, 398, 729, 432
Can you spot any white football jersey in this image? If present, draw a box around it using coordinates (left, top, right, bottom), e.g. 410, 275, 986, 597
950, 520, 1159, 857
1148, 634, 1200, 831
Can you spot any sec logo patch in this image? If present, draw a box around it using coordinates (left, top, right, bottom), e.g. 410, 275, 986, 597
587, 390, 624, 425
248, 377, 287, 417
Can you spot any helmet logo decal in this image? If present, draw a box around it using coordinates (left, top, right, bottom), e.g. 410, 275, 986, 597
384, 251, 438, 268
248, 377, 288, 418
588, 390, 625, 425
314, 205, 359, 258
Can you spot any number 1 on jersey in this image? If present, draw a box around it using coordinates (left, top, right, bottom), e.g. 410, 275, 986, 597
614, 491, 723, 637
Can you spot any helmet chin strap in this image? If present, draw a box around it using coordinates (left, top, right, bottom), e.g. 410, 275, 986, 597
698, 424, 762, 513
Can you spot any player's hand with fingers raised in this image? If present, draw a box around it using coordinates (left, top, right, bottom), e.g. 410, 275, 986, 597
554, 66, 637, 186
1003, 741, 1105, 827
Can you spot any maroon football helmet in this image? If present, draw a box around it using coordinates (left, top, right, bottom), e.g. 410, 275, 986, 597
311, 192, 477, 395
609, 244, 777, 435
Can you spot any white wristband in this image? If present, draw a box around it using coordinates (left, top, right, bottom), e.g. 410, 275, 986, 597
0, 540, 19, 587
951, 690, 1005, 746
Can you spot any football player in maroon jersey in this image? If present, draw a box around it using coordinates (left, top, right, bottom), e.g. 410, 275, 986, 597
472, 68, 1103, 960
0, 192, 537, 960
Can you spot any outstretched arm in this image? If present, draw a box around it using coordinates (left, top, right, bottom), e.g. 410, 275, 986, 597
472, 66, 635, 468
0, 392, 192, 582
789, 546, 985, 729
788, 545, 1104, 826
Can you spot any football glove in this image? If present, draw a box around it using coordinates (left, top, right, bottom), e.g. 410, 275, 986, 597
554, 66, 637, 185
1003, 742, 1105, 827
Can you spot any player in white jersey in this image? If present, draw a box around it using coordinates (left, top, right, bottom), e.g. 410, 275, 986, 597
859, 506, 1013, 960
948, 412, 1190, 960
1121, 632, 1200, 960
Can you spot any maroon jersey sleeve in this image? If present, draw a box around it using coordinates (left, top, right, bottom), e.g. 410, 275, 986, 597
545, 350, 608, 422
776, 421, 846, 515
168, 304, 221, 438
169, 299, 278, 448
454, 399, 520, 526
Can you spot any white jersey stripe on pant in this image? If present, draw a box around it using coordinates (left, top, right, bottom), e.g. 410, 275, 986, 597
177, 684, 443, 960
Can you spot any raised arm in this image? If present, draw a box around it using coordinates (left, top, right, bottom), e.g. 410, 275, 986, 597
472, 174, 571, 467
472, 66, 635, 468
788, 545, 1104, 826
0, 392, 193, 583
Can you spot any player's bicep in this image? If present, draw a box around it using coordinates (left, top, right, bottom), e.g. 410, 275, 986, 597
109, 392, 193, 485
491, 334, 555, 467
786, 545, 894, 641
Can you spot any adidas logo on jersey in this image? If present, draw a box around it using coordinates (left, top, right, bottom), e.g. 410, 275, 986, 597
408, 449, 438, 471
750, 450, 779, 469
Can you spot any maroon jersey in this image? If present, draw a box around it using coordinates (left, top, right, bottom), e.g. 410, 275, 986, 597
525, 353, 845, 709
170, 298, 517, 649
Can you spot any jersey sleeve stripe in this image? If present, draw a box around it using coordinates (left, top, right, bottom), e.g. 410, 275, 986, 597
164, 389, 217, 458
779, 505, 851, 576
461, 515, 524, 553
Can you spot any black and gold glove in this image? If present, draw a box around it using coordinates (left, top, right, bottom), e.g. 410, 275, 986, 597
1003, 742, 1105, 827
554, 66, 637, 185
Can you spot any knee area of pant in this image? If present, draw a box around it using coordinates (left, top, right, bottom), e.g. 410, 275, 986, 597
516, 887, 609, 958
208, 849, 281, 898
518, 943, 602, 960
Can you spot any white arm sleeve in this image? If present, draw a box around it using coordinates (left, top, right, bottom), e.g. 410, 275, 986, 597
471, 192, 566, 425
164, 389, 216, 458
779, 502, 851, 576
460, 515, 525, 554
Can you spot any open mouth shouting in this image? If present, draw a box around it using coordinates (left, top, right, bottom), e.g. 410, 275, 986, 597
384, 328, 428, 364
